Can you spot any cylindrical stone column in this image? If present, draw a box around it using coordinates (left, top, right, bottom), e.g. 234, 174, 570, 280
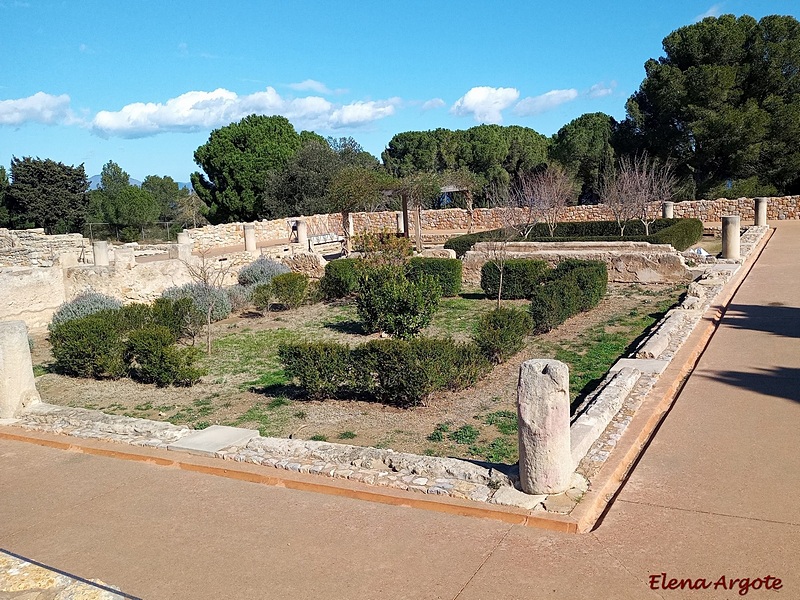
721, 215, 741, 259
396, 211, 405, 234
177, 232, 192, 245
92, 241, 109, 266
662, 201, 674, 219
0, 320, 41, 418
243, 223, 256, 252
517, 359, 572, 495
296, 219, 308, 248
754, 198, 768, 227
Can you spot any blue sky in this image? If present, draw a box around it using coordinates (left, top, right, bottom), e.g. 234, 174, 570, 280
1, 0, 797, 182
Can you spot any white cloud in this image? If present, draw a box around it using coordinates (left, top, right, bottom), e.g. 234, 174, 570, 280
514, 89, 579, 116
451, 86, 519, 124
288, 79, 331, 94
0, 92, 75, 126
90, 87, 399, 137
421, 98, 446, 111
694, 3, 723, 22
588, 82, 616, 99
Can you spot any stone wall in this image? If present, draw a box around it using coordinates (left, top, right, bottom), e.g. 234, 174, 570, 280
0, 267, 68, 328
0, 228, 89, 267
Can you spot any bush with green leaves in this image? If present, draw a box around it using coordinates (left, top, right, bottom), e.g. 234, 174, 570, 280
407, 257, 462, 297
124, 326, 205, 386
529, 259, 608, 333
162, 282, 231, 322
278, 341, 352, 400
473, 307, 533, 363
237, 256, 290, 287
251, 283, 273, 312
49, 310, 127, 379
319, 258, 360, 299
151, 297, 204, 340
480, 259, 549, 300
49, 291, 122, 331
356, 265, 441, 339
271, 272, 309, 309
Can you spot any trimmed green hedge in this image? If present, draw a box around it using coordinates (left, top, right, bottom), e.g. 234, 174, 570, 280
320, 258, 360, 299
530, 259, 608, 333
474, 307, 533, 364
444, 218, 703, 256
407, 257, 462, 297
480, 259, 548, 300
278, 337, 491, 407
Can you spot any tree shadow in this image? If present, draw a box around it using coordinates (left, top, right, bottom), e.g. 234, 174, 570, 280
705, 366, 800, 404
323, 320, 366, 335
724, 303, 800, 339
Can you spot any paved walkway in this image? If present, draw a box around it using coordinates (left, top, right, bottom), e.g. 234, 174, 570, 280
2, 223, 799, 599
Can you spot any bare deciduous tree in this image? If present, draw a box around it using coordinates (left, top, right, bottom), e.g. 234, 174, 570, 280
519, 164, 576, 238
483, 183, 521, 308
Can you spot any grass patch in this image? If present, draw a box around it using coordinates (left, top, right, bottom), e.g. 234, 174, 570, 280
481, 410, 518, 435
448, 424, 479, 445
337, 430, 357, 440
425, 296, 495, 338
427, 422, 451, 442
207, 329, 302, 385
469, 438, 517, 463
310, 434, 328, 442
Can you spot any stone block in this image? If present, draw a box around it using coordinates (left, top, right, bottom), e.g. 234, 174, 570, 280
0, 320, 41, 418
167, 425, 259, 457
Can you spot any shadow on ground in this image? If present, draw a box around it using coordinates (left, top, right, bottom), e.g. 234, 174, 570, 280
724, 303, 800, 339
707, 366, 800, 404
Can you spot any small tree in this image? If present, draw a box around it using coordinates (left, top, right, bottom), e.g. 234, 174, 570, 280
520, 164, 576, 237
482, 183, 519, 308
600, 163, 637, 236
397, 172, 442, 252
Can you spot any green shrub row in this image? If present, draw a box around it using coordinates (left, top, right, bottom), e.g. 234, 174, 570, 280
444, 218, 703, 257
407, 257, 462, 297
278, 337, 491, 406
480, 259, 548, 300
49, 301, 206, 386
529, 259, 608, 333
320, 258, 360, 299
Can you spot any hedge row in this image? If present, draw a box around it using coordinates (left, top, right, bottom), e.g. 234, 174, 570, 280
444, 218, 703, 257
480, 259, 548, 300
278, 337, 491, 406
529, 259, 608, 333
49, 300, 205, 386
320, 257, 462, 300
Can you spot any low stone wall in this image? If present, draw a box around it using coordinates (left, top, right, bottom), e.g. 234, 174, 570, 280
462, 241, 691, 286
0, 228, 88, 267
0, 266, 68, 328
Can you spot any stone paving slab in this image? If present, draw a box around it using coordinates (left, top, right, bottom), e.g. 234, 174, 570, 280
166, 425, 259, 457
609, 358, 669, 374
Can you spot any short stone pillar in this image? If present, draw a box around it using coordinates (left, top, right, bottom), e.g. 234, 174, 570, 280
0, 321, 41, 418
296, 219, 308, 248
346, 214, 355, 239
721, 215, 741, 259
92, 241, 109, 266
243, 223, 257, 253
754, 198, 768, 227
517, 359, 572, 495
662, 201, 674, 219
177, 232, 192, 245
396, 211, 405, 234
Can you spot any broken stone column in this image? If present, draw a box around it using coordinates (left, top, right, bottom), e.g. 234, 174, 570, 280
92, 241, 109, 266
517, 359, 572, 495
396, 211, 405, 234
662, 201, 674, 219
721, 215, 740, 260
243, 223, 256, 253
0, 320, 41, 418
296, 219, 308, 249
754, 198, 768, 227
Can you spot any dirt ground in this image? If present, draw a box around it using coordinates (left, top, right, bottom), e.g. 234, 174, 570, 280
31, 282, 684, 462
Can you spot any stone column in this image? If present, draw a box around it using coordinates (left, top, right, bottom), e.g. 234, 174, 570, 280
0, 321, 41, 418
92, 241, 109, 266
517, 359, 572, 495
296, 219, 308, 249
721, 215, 741, 260
662, 201, 674, 219
396, 211, 405, 234
243, 223, 256, 253
346, 214, 355, 239
177, 232, 192, 245
754, 198, 768, 227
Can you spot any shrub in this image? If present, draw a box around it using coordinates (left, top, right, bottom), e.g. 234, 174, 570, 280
271, 273, 309, 309
356, 265, 441, 339
226, 284, 253, 312
480, 259, 548, 300
319, 258, 360, 299
646, 218, 703, 251
125, 326, 204, 386
49, 310, 127, 379
151, 297, 203, 340
237, 256, 290, 287
443, 233, 482, 258
49, 291, 121, 331
407, 257, 462, 297
473, 307, 533, 363
353, 230, 412, 266
251, 283, 273, 312
162, 282, 231, 322
550, 259, 608, 311
278, 341, 352, 400
529, 259, 608, 333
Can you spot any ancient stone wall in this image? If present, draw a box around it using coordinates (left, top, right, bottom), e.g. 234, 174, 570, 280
0, 267, 68, 328
0, 228, 88, 267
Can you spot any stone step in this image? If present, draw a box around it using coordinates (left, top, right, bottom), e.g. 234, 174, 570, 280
167, 425, 259, 457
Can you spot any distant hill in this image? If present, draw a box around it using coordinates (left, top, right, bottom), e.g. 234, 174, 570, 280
88, 175, 192, 191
